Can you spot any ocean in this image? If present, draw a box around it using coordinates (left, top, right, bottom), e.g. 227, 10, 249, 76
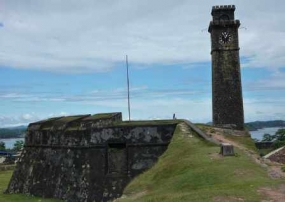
0, 138, 25, 149
249, 127, 284, 140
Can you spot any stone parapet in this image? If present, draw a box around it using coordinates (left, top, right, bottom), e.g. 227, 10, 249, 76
6, 113, 178, 202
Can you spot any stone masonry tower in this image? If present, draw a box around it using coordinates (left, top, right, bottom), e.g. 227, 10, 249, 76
208, 5, 244, 130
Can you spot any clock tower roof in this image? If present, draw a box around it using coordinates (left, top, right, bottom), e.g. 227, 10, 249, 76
208, 5, 240, 33
211, 5, 236, 21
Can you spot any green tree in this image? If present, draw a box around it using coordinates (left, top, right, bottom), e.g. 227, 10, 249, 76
274, 129, 285, 141
13, 140, 24, 151
262, 133, 274, 142
0, 141, 5, 150
252, 138, 260, 142
272, 129, 285, 149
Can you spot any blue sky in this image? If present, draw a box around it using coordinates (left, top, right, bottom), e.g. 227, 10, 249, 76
0, 0, 285, 126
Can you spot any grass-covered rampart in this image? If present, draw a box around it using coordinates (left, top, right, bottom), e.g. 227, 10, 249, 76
116, 123, 281, 202
0, 122, 282, 202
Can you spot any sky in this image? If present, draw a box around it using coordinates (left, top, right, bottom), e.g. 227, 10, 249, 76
0, 0, 285, 127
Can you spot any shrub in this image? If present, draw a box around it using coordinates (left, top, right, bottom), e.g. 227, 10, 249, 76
259, 152, 265, 157
0, 141, 5, 150
210, 129, 215, 133
273, 141, 285, 149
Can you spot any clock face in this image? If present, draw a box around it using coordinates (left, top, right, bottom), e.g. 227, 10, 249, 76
219, 31, 232, 44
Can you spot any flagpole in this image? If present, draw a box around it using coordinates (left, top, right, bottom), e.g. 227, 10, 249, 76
126, 55, 131, 121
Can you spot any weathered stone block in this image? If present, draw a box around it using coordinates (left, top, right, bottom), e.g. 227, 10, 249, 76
220, 143, 234, 156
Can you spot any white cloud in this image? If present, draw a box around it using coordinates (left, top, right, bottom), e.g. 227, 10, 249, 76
0, 93, 26, 98
245, 71, 285, 91
244, 102, 285, 122
0, 112, 73, 127
81, 97, 212, 123
1, 95, 285, 127
0, 113, 40, 127
0, 0, 284, 73
47, 112, 69, 118
37, 96, 285, 123
21, 113, 33, 120
0, 0, 285, 125
0, 85, 205, 103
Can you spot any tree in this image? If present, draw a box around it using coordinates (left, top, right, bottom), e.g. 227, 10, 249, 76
0, 141, 5, 150
262, 133, 274, 142
271, 129, 285, 149
13, 140, 24, 151
261, 129, 285, 149
274, 129, 285, 141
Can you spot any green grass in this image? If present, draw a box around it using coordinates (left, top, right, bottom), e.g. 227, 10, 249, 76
82, 113, 115, 120
221, 133, 258, 152
114, 119, 182, 126
58, 115, 89, 122
258, 148, 275, 157
66, 119, 182, 130
117, 125, 281, 202
197, 124, 258, 152
90, 113, 115, 119
0, 171, 62, 202
0, 164, 15, 171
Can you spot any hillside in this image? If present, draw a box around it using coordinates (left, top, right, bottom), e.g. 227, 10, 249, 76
0, 126, 27, 139
115, 123, 284, 202
245, 120, 285, 131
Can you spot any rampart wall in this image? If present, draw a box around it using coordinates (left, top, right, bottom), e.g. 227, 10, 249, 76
6, 113, 177, 202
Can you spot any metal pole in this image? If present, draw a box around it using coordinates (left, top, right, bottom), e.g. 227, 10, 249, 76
126, 55, 131, 121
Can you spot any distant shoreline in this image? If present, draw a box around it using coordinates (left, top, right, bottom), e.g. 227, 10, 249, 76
0, 125, 27, 140
249, 127, 283, 141
248, 126, 285, 132
0, 137, 24, 140
0, 137, 25, 149
245, 120, 285, 131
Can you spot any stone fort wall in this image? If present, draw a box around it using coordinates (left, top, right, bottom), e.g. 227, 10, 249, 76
6, 112, 177, 202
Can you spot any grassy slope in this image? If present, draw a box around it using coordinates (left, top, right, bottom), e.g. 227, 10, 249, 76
197, 124, 274, 156
0, 171, 62, 202
117, 124, 280, 202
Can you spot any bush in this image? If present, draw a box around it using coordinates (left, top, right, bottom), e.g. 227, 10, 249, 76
13, 140, 24, 151
275, 129, 285, 141
261, 129, 285, 149
262, 133, 274, 141
281, 166, 285, 172
0, 141, 5, 150
259, 152, 265, 157
273, 141, 285, 149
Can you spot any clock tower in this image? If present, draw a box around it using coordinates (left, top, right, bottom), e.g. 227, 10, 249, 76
208, 5, 244, 130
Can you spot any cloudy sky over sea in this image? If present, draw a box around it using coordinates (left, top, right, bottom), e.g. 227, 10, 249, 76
0, 0, 285, 127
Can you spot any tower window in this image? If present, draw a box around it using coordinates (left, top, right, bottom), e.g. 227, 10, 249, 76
219, 14, 230, 21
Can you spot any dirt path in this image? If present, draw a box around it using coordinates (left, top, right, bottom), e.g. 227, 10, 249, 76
258, 184, 285, 202
202, 127, 285, 202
